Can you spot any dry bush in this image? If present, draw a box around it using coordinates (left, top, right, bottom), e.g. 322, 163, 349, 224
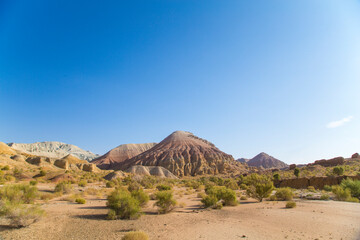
0, 184, 38, 204
274, 188, 294, 201
131, 189, 149, 207
0, 200, 44, 228
154, 190, 176, 214
122, 231, 149, 240
285, 201, 296, 208
54, 182, 73, 195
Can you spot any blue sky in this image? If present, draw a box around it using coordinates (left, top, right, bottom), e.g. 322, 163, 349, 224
1, 0, 360, 164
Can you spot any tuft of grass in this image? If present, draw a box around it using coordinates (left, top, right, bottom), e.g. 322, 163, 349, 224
285, 201, 296, 208
75, 198, 86, 204
121, 231, 149, 240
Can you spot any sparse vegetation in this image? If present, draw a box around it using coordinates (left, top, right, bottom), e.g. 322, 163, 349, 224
320, 194, 330, 200
333, 166, 344, 176
0, 184, 38, 204
54, 182, 73, 195
0, 200, 44, 228
156, 184, 172, 191
78, 180, 87, 187
154, 190, 176, 214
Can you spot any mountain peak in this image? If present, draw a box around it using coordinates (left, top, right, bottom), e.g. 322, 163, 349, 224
118, 131, 242, 176
247, 152, 288, 169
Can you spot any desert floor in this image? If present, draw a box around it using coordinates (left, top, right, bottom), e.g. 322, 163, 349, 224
1, 185, 359, 240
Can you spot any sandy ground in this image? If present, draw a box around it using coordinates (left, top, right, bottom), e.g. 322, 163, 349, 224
0, 188, 359, 240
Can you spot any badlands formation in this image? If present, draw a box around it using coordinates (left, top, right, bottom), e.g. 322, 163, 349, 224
91, 143, 156, 170
8, 141, 99, 161
117, 131, 244, 176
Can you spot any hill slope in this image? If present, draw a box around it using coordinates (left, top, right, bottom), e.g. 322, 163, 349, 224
8, 142, 98, 161
118, 131, 242, 176
91, 143, 156, 170
247, 152, 288, 169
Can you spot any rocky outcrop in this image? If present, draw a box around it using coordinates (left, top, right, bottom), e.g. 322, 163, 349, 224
118, 131, 243, 176
8, 141, 99, 161
311, 157, 345, 167
351, 153, 359, 159
91, 143, 156, 170
274, 175, 360, 189
247, 152, 288, 169
54, 159, 69, 170
10, 155, 25, 162
78, 163, 98, 172
125, 165, 178, 179
104, 171, 127, 181
26, 156, 52, 166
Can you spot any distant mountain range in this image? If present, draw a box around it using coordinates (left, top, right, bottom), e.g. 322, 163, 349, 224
238, 152, 288, 169
8, 142, 99, 161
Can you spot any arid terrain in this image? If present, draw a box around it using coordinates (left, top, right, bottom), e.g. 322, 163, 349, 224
0, 134, 360, 240
1, 183, 359, 240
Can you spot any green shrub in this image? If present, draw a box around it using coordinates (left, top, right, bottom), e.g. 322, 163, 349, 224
224, 179, 238, 190
346, 197, 359, 203
275, 188, 293, 201
285, 201, 296, 208
156, 184, 172, 191
128, 182, 142, 192
78, 180, 87, 187
333, 166, 344, 176
107, 189, 141, 220
340, 179, 360, 198
106, 181, 115, 188
294, 168, 300, 178
332, 185, 351, 201
154, 190, 176, 214
39, 169, 46, 177
2, 165, 10, 171
131, 189, 149, 207
320, 194, 330, 200
307, 186, 316, 192
29, 180, 38, 186
54, 182, 73, 195
323, 185, 332, 192
273, 173, 280, 181
122, 231, 149, 240
246, 182, 274, 202
75, 198, 86, 204
0, 184, 38, 204
204, 186, 237, 206
240, 195, 248, 200
0, 200, 44, 228
201, 195, 219, 209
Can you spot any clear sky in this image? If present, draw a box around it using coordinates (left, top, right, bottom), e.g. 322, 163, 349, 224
1, 0, 360, 164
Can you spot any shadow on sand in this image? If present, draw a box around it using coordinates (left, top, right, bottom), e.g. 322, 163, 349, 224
73, 214, 107, 220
